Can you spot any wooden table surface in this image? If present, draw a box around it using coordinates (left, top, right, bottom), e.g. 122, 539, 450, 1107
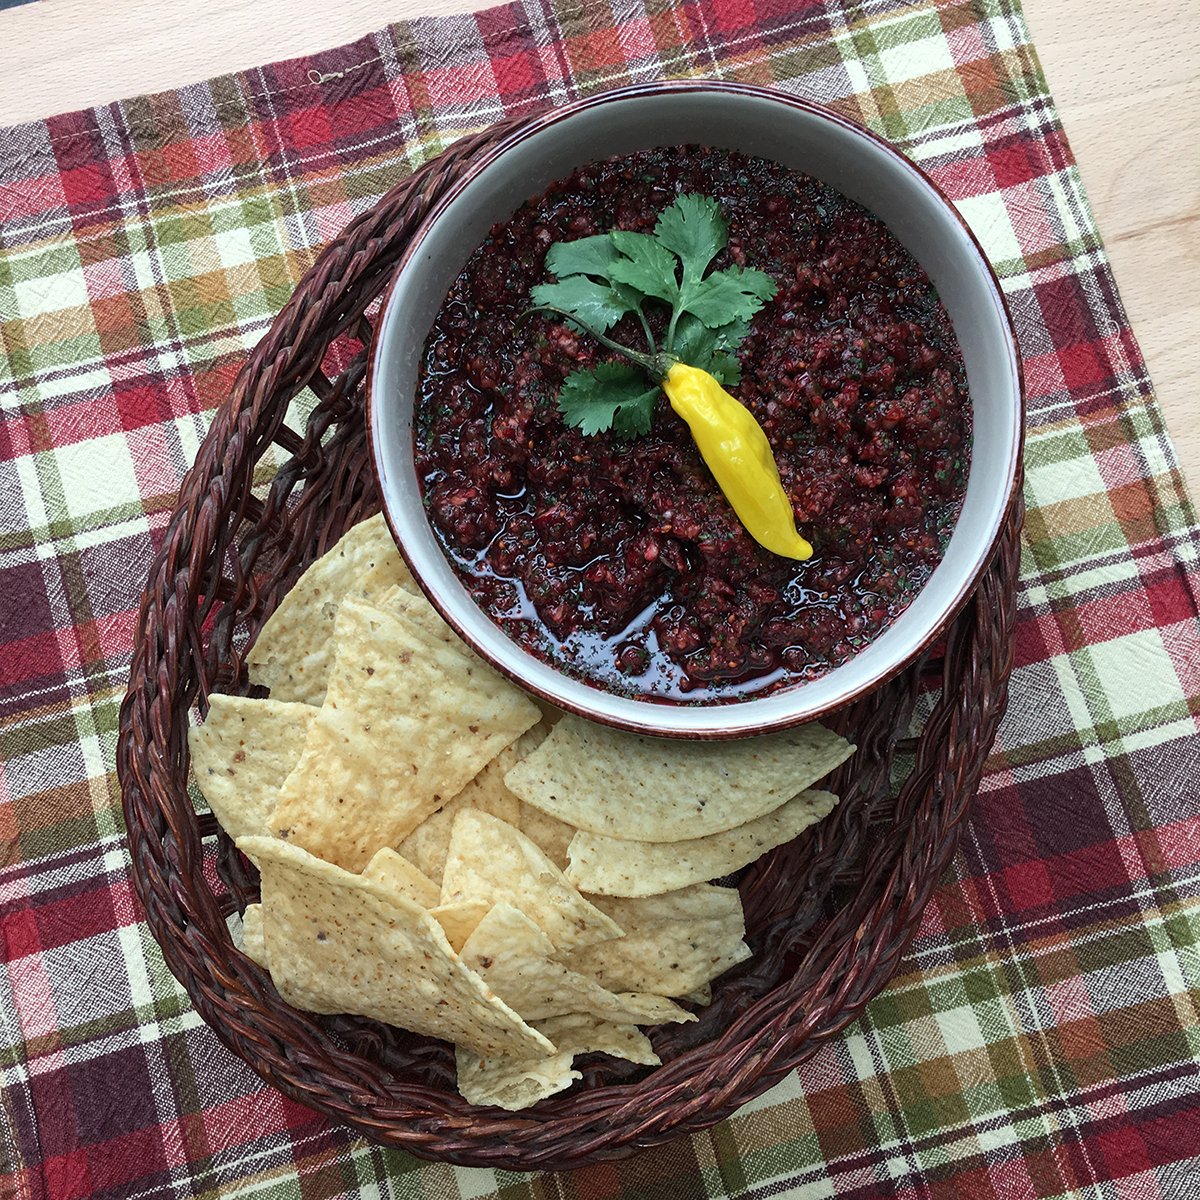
4, 0, 1196, 495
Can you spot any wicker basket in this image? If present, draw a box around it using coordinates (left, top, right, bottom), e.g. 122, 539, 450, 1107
116, 113, 1023, 1171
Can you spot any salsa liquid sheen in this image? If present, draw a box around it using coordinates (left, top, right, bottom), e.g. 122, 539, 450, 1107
414, 147, 971, 703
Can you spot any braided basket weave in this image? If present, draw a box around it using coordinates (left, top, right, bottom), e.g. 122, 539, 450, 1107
116, 112, 1023, 1171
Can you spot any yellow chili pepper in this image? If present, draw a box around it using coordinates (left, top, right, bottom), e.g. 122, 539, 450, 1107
662, 362, 813, 561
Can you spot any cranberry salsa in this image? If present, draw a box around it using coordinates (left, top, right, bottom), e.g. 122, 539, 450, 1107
414, 147, 971, 702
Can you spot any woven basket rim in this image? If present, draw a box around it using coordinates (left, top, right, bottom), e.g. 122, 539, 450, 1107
116, 106, 1023, 1171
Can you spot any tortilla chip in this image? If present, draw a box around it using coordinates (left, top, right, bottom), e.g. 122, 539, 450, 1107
241, 903, 267, 966
516, 802, 576, 870
240, 835, 551, 1059
397, 726, 547, 885
380, 584, 470, 653
359, 556, 412, 601
456, 1013, 658, 1111
566, 885, 750, 996
362, 848, 439, 908
442, 810, 622, 954
430, 900, 491, 952
189, 696, 316, 848
566, 790, 839, 896
247, 513, 416, 705
684, 983, 712, 1007
268, 597, 539, 870
459, 902, 693, 1025
396, 789, 516, 887
505, 717, 853, 843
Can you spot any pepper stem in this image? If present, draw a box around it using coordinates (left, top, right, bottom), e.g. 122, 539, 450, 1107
521, 306, 674, 381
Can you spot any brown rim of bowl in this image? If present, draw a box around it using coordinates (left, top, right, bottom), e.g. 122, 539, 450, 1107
365, 80, 1026, 739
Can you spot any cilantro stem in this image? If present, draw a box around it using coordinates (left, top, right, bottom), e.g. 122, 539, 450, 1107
665, 304, 683, 357
634, 304, 656, 355
522, 305, 674, 380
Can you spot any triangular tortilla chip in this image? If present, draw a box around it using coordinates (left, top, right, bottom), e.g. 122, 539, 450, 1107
362, 848, 439, 908
397, 726, 547, 885
241, 903, 267, 966
565, 885, 749, 996
189, 696, 316, 848
380, 584, 472, 653
430, 900, 491, 952
240, 836, 551, 1059
268, 597, 539, 870
442, 811, 622, 954
456, 1013, 658, 1110
505, 716, 853, 842
398, 788, 518, 887
516, 801, 576, 870
566, 790, 839, 896
459, 903, 693, 1025
247, 514, 416, 704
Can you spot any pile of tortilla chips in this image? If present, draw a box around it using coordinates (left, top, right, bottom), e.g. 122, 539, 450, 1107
190, 515, 853, 1110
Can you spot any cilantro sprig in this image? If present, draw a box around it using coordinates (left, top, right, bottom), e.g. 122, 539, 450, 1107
527, 194, 776, 437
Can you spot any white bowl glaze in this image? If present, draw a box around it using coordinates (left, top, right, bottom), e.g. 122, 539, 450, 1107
368, 82, 1023, 738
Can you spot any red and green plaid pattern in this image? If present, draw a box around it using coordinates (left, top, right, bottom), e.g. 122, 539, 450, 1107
3, 0, 1199, 1195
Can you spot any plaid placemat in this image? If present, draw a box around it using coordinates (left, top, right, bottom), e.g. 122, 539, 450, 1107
3, 0, 1199, 1195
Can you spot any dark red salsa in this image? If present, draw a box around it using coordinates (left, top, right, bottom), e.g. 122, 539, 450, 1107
414, 147, 971, 702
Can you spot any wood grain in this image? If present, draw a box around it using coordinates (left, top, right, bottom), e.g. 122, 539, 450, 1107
1022, 0, 1199, 491
3, 0, 1196, 494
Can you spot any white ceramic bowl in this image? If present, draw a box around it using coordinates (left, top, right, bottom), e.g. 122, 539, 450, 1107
368, 81, 1023, 738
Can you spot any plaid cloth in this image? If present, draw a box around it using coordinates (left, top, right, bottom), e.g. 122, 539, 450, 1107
2, 0, 1199, 1194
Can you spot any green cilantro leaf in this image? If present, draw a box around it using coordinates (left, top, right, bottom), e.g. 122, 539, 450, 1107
557, 361, 659, 437
530, 276, 634, 333
711, 316, 751, 353
545, 235, 623, 281
670, 314, 744, 386
707, 353, 742, 387
608, 231, 680, 304
611, 390, 657, 437
680, 265, 776, 328
653, 193, 727, 284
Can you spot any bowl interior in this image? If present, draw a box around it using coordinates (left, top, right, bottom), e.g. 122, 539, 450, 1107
370, 86, 1021, 737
